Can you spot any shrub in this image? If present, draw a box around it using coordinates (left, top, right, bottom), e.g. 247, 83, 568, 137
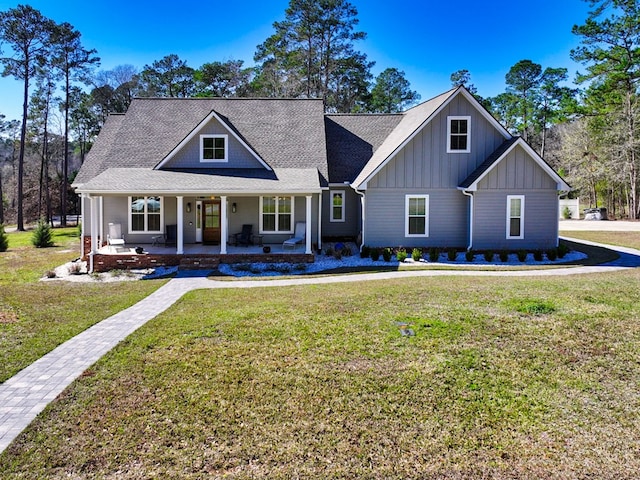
517, 250, 528, 262
396, 249, 407, 262
499, 250, 509, 262
68, 262, 82, 275
411, 248, 422, 262
342, 245, 352, 257
483, 250, 494, 262
428, 247, 439, 262
325, 246, 334, 257
447, 248, 457, 261
0, 224, 8, 252
31, 218, 54, 248
533, 250, 543, 261
370, 247, 380, 261
546, 248, 557, 261
360, 245, 370, 259
333, 248, 343, 260
45, 270, 56, 278
465, 249, 474, 262
557, 243, 570, 258
562, 205, 572, 219
382, 247, 392, 262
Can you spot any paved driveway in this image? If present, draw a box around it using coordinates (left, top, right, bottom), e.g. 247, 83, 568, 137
559, 219, 640, 231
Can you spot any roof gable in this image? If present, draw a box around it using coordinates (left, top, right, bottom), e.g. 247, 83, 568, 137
352, 87, 511, 190
155, 110, 271, 171
459, 137, 570, 191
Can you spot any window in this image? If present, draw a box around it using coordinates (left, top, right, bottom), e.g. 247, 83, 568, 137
260, 196, 294, 233
129, 196, 163, 233
405, 195, 429, 237
330, 190, 345, 222
447, 116, 471, 153
200, 134, 228, 162
507, 195, 524, 239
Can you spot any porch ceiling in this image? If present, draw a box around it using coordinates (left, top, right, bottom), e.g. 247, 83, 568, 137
75, 167, 322, 195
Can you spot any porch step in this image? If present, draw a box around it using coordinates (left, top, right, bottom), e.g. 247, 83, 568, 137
179, 257, 220, 270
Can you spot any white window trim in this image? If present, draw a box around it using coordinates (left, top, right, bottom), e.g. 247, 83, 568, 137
259, 196, 295, 234
128, 196, 164, 234
405, 194, 429, 237
447, 115, 471, 153
330, 190, 345, 222
199, 134, 228, 163
506, 195, 525, 239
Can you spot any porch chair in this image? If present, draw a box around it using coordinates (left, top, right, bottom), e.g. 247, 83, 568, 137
283, 221, 306, 250
107, 223, 125, 251
233, 224, 253, 247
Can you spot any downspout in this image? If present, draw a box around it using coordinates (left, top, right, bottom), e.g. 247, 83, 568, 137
462, 190, 474, 251
353, 188, 366, 252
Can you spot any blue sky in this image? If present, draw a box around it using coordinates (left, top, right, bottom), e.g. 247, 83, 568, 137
0, 0, 593, 121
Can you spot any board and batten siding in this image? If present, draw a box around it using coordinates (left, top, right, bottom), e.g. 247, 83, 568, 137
162, 118, 266, 170
477, 145, 557, 190
367, 94, 506, 190
472, 190, 559, 250
364, 188, 468, 248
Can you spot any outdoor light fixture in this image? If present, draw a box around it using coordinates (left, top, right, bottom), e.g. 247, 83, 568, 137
232, 202, 237, 213
186, 202, 192, 213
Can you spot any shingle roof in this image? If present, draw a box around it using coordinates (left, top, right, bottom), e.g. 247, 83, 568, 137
325, 114, 402, 183
352, 88, 459, 189
76, 167, 322, 195
74, 97, 328, 186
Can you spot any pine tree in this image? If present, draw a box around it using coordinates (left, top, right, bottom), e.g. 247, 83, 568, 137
31, 218, 53, 248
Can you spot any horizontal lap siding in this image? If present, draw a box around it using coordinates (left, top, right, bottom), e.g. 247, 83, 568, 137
364, 189, 468, 248
322, 189, 361, 238
473, 190, 558, 250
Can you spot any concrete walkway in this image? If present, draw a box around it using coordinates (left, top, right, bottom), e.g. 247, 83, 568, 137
1, 240, 640, 454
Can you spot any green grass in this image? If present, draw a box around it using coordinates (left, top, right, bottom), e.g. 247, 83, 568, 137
2, 270, 639, 478
0, 227, 166, 382
562, 230, 640, 250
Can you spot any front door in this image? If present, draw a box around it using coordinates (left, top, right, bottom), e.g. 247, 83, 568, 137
203, 200, 221, 245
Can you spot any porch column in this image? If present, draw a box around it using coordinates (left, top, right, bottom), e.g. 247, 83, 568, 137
99, 196, 104, 247
220, 195, 228, 254
90, 195, 98, 254
80, 194, 86, 258
176, 196, 184, 254
305, 195, 312, 254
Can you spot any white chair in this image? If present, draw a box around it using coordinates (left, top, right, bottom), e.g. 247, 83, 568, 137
283, 222, 305, 250
107, 223, 125, 251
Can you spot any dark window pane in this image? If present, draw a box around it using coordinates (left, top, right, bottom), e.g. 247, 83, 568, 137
279, 214, 291, 231
409, 217, 425, 235
263, 214, 276, 231
510, 218, 521, 237
148, 214, 160, 231
132, 214, 144, 231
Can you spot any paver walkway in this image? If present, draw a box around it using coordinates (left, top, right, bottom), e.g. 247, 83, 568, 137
1, 239, 640, 454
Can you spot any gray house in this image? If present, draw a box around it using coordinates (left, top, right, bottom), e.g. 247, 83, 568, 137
74, 86, 569, 268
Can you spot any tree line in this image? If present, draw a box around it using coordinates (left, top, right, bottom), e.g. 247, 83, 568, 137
0, 0, 639, 228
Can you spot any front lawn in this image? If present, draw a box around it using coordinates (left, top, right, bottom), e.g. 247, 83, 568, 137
2, 270, 639, 478
562, 230, 640, 250
0, 227, 166, 382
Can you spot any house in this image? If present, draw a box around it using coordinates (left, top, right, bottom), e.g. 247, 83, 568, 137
73, 86, 569, 271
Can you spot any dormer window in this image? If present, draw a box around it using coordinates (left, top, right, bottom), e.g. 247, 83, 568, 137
200, 134, 228, 162
447, 116, 470, 153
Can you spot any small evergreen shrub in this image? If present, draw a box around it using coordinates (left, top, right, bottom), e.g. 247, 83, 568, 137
499, 250, 509, 262
546, 248, 557, 261
333, 248, 343, 260
517, 250, 528, 262
562, 206, 572, 219
370, 247, 380, 261
396, 248, 407, 262
483, 250, 494, 262
382, 247, 392, 262
342, 245, 352, 256
325, 246, 334, 257
533, 250, 543, 261
465, 249, 474, 262
428, 247, 439, 262
411, 248, 422, 262
360, 245, 370, 259
447, 248, 457, 261
0, 224, 8, 252
31, 218, 54, 248
557, 243, 569, 258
